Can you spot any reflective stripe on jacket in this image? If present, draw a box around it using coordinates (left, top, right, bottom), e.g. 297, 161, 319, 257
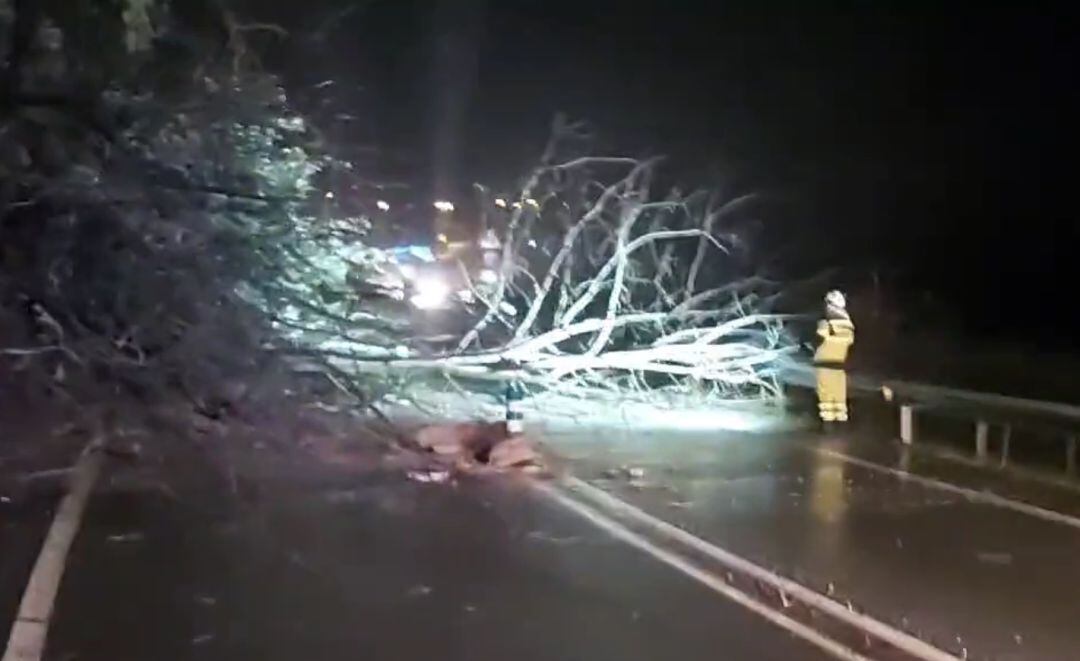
814, 318, 855, 365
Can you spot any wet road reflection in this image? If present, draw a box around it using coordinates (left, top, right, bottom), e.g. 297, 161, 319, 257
547, 427, 1080, 660
45, 472, 835, 661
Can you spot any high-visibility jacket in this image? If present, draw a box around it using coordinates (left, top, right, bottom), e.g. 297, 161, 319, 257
814, 318, 855, 366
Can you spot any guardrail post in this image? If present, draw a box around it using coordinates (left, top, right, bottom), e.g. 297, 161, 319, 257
1000, 425, 1011, 468
1068, 436, 1078, 476
899, 405, 915, 445
975, 420, 989, 462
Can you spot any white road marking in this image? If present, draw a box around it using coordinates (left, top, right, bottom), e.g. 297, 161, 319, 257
561, 476, 962, 661
535, 482, 875, 661
3, 442, 104, 661
810, 446, 1080, 533
915, 444, 1080, 496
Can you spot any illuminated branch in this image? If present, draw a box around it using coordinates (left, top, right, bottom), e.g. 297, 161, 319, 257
279, 121, 793, 405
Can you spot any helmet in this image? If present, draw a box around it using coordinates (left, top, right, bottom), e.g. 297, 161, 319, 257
825, 290, 846, 309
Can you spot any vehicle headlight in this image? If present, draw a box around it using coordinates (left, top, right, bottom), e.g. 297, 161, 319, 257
410, 276, 450, 310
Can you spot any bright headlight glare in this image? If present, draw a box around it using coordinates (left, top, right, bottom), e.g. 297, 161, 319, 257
410, 276, 450, 309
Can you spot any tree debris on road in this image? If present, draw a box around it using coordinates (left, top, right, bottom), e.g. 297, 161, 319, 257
411, 422, 547, 476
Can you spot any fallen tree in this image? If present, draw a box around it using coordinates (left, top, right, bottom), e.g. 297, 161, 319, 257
0, 1, 793, 451
279, 119, 797, 403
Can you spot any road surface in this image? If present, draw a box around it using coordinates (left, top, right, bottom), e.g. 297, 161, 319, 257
0, 494, 54, 649
40, 471, 833, 661
4, 423, 1080, 660
547, 426, 1080, 660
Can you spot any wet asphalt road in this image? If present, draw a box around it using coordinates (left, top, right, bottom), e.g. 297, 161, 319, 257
546, 426, 1080, 661
41, 470, 833, 661
0, 495, 54, 647
5, 425, 1080, 660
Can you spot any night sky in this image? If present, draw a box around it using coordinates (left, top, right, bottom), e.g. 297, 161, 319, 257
253, 1, 1080, 346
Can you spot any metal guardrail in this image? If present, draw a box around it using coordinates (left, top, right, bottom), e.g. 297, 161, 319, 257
880, 380, 1080, 423
881, 380, 1080, 475
782, 365, 1080, 475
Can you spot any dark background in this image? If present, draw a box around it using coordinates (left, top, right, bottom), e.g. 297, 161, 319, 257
249, 1, 1080, 348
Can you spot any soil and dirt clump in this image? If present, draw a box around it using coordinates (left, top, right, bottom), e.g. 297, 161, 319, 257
409, 421, 547, 477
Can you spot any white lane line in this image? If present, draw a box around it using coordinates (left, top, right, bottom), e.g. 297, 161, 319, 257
811, 446, 1080, 533
3, 442, 104, 661
563, 476, 961, 661
535, 482, 874, 661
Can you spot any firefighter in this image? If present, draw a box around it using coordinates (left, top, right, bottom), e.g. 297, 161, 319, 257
814, 290, 855, 423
